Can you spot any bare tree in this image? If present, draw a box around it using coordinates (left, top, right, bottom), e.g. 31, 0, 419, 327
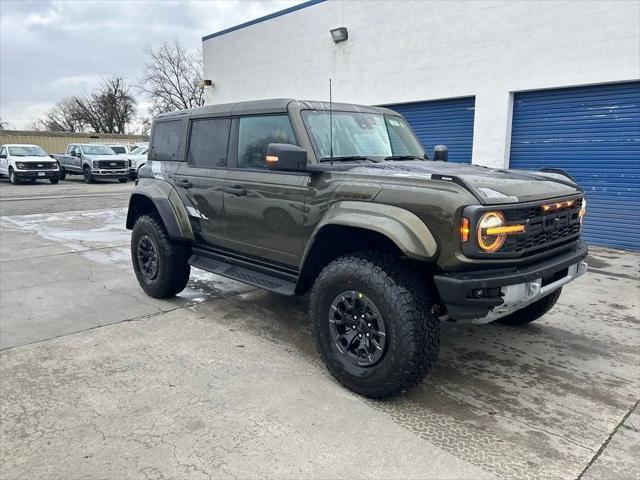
39, 97, 87, 132
33, 77, 136, 134
140, 40, 204, 115
73, 76, 136, 134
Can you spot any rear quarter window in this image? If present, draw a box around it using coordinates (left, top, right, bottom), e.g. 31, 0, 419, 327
150, 120, 183, 161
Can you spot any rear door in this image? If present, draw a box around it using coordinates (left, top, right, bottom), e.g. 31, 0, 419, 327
172, 117, 230, 247
221, 114, 309, 268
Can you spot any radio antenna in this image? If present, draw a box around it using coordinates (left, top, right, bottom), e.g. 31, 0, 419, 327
329, 78, 333, 165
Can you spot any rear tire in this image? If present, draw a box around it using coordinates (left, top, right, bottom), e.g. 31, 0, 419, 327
496, 288, 562, 326
131, 214, 191, 298
310, 252, 440, 399
83, 166, 95, 184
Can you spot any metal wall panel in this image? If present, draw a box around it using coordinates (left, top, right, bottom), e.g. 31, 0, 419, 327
510, 81, 640, 250
0, 131, 148, 155
384, 97, 475, 163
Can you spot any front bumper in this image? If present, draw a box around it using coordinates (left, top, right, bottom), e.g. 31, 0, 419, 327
14, 170, 60, 179
434, 241, 588, 323
92, 169, 128, 179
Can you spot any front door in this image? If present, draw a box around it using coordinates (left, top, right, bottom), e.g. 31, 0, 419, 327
222, 115, 309, 268
0, 147, 7, 174
70, 146, 83, 172
172, 117, 231, 247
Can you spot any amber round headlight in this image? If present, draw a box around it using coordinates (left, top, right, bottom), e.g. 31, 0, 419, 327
477, 211, 506, 252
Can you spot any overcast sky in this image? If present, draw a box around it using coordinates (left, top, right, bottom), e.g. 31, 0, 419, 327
0, 0, 301, 131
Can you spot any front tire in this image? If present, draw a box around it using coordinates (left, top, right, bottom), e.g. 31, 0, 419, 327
310, 253, 440, 399
131, 214, 191, 298
496, 288, 562, 326
59, 167, 66, 180
83, 166, 95, 184
118, 178, 127, 183
50, 178, 59, 184
9, 169, 19, 185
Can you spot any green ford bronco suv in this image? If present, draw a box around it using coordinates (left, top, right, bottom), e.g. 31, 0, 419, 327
126, 99, 588, 398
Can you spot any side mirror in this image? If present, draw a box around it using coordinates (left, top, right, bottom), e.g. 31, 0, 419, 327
433, 145, 448, 162
0, 154, 6, 159
265, 143, 307, 171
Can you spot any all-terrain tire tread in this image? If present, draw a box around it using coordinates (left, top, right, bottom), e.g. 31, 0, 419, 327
131, 214, 191, 298
310, 252, 440, 399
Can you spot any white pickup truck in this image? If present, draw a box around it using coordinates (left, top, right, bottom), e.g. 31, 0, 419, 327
53, 143, 129, 183
0, 144, 60, 184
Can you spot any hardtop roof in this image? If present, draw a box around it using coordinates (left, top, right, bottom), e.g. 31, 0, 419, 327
154, 98, 399, 121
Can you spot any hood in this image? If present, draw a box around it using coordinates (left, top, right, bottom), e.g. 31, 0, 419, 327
84, 154, 123, 161
10, 156, 53, 162
349, 161, 581, 205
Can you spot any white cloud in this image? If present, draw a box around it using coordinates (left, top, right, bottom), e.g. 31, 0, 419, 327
0, 0, 302, 129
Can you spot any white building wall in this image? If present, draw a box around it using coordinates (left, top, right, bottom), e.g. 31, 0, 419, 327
202, 0, 640, 168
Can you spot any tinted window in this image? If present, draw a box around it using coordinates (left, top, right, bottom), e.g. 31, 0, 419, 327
111, 146, 127, 154
151, 120, 183, 161
187, 118, 231, 168
237, 115, 296, 169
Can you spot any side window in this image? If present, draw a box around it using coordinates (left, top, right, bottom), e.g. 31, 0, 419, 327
0, 147, 6, 156
237, 115, 296, 169
150, 120, 183, 161
187, 118, 231, 168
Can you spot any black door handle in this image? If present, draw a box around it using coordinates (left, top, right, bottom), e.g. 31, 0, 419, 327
177, 179, 193, 189
224, 185, 247, 197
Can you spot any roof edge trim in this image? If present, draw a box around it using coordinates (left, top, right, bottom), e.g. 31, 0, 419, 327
202, 0, 326, 42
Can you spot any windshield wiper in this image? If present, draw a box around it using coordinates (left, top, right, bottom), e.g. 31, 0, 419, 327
319, 155, 378, 163
384, 155, 423, 161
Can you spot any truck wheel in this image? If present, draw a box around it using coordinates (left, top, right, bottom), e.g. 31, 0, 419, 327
309, 253, 440, 399
131, 214, 191, 298
9, 168, 19, 185
83, 166, 95, 184
118, 178, 127, 183
59, 167, 66, 180
50, 178, 59, 184
496, 288, 562, 326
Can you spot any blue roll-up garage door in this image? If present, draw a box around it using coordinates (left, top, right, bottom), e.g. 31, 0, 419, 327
384, 97, 475, 163
510, 81, 640, 250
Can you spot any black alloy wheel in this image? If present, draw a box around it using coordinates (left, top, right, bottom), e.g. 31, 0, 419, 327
329, 290, 387, 367
137, 234, 159, 283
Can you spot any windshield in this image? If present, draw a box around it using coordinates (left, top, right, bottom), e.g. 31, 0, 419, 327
129, 146, 148, 155
8, 146, 48, 157
302, 111, 424, 160
83, 145, 116, 155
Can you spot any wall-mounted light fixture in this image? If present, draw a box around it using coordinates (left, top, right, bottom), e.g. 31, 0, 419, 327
198, 79, 214, 88
330, 27, 348, 43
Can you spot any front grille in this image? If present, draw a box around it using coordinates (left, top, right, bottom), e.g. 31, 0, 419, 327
501, 198, 583, 255
97, 160, 126, 169
25, 162, 57, 170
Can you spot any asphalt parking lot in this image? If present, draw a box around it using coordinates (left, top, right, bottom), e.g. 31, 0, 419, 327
0, 178, 638, 480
